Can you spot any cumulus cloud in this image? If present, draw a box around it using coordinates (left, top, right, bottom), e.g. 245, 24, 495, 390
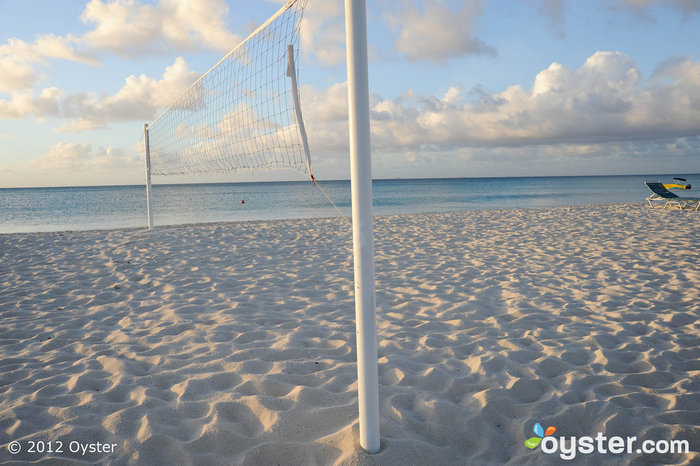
0, 36, 97, 92
0, 56, 38, 92
0, 57, 199, 131
78, 0, 242, 57
0, 87, 64, 120
30, 141, 140, 171
299, 82, 350, 154
58, 56, 200, 131
0, 35, 93, 65
387, 0, 496, 62
295, 0, 346, 66
0, 0, 240, 94
301, 52, 700, 156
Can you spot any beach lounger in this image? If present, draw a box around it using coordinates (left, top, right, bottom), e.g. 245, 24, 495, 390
645, 181, 700, 211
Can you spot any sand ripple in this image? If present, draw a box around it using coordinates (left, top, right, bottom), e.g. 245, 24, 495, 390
0, 204, 698, 464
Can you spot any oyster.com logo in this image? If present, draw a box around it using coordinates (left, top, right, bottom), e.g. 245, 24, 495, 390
523, 421, 690, 461
524, 422, 556, 449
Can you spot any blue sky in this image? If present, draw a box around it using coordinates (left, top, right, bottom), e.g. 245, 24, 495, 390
1, 0, 699, 187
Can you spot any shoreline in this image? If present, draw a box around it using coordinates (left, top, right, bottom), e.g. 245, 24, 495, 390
5, 173, 699, 235
1, 204, 698, 464
0, 201, 658, 236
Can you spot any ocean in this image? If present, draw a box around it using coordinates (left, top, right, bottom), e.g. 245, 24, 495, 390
1, 174, 697, 233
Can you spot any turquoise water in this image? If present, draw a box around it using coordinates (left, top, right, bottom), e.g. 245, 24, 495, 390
1, 175, 698, 233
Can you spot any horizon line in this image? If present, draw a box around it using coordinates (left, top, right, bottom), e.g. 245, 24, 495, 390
2, 172, 699, 190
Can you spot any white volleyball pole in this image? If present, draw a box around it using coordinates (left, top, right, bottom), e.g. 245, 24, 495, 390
345, 0, 380, 454
144, 123, 154, 230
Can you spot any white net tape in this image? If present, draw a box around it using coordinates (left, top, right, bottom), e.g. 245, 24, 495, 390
147, 0, 310, 177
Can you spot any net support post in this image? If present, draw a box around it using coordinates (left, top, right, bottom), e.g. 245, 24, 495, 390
345, 0, 380, 454
144, 123, 154, 230
287, 44, 314, 180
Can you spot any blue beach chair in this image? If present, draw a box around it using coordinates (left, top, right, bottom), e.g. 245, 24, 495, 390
645, 181, 700, 211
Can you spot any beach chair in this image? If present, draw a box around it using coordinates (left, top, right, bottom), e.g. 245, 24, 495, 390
645, 182, 700, 211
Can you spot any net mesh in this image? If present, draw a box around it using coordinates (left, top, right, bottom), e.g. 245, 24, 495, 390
147, 0, 309, 177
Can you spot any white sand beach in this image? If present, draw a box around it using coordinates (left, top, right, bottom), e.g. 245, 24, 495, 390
1, 203, 698, 465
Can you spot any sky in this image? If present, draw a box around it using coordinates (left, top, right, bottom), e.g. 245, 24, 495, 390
1, 0, 700, 187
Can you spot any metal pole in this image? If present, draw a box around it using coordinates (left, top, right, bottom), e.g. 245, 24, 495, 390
144, 123, 154, 230
287, 44, 314, 180
345, 0, 380, 454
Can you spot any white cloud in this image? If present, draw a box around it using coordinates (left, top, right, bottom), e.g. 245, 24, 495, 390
57, 56, 200, 131
387, 0, 496, 62
299, 82, 349, 154
30, 142, 140, 171
0, 36, 96, 92
401, 51, 700, 146
78, 0, 242, 57
301, 52, 700, 157
0, 0, 239, 93
0, 57, 199, 130
7, 49, 700, 151
0, 35, 93, 64
0, 56, 38, 92
31, 34, 94, 63
0, 87, 64, 120
296, 0, 346, 66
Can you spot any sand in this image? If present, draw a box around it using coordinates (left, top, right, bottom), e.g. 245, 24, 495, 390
0, 203, 698, 465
